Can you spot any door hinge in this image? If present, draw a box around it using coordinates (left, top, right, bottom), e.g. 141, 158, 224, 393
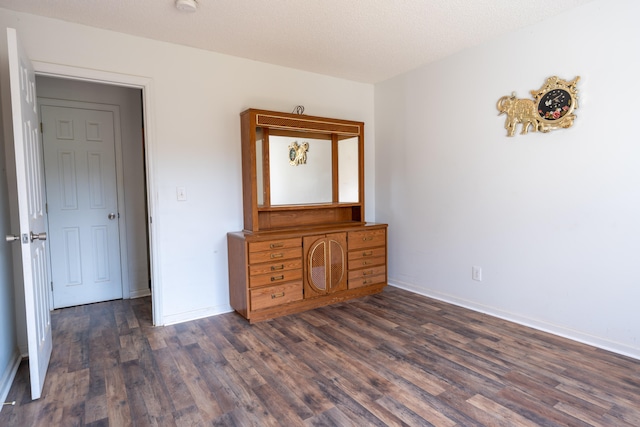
40, 122, 43, 133
50, 281, 53, 291
45, 203, 48, 214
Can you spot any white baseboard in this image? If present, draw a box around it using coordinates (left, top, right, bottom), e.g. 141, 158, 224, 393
129, 288, 151, 299
0, 351, 22, 413
161, 304, 233, 326
388, 279, 640, 361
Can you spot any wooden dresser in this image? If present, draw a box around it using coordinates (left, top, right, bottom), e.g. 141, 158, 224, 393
227, 109, 387, 322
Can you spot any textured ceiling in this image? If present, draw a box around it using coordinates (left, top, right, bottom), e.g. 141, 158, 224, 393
0, 0, 594, 83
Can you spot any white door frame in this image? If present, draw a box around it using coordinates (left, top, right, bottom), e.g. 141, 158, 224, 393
32, 62, 163, 326
39, 99, 130, 307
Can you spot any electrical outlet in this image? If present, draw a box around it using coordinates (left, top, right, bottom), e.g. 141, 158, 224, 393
472, 266, 482, 282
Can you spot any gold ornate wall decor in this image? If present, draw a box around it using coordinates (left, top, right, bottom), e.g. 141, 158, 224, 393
288, 141, 309, 165
496, 93, 539, 137
497, 75, 580, 137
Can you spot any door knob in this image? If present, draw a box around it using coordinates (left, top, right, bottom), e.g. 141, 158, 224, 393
5, 234, 20, 242
30, 231, 47, 242
108, 213, 117, 220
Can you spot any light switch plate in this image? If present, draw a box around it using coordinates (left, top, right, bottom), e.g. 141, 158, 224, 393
176, 187, 187, 201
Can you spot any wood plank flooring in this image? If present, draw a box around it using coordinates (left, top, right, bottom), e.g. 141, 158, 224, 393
1, 286, 639, 426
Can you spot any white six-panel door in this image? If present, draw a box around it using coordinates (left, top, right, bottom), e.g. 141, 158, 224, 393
41, 104, 123, 308
6, 28, 52, 400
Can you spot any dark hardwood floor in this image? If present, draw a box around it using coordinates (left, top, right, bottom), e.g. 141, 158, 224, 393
1, 287, 639, 426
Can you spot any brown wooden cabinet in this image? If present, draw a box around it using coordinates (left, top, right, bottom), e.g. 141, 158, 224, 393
227, 109, 387, 322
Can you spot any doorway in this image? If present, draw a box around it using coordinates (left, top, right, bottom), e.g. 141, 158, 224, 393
34, 73, 157, 320
40, 100, 126, 308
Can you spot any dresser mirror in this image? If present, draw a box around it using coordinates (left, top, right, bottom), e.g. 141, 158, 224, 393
257, 131, 333, 206
337, 136, 359, 203
255, 130, 359, 207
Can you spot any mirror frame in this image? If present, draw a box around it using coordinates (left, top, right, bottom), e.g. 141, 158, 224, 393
240, 109, 365, 232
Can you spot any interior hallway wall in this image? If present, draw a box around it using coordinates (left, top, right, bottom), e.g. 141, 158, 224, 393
0, 75, 18, 408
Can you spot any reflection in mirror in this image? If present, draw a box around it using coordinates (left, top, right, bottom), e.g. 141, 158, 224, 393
256, 127, 264, 205
338, 136, 359, 203
269, 134, 332, 205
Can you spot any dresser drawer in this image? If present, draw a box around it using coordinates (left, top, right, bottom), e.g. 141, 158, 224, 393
249, 268, 303, 288
348, 274, 386, 289
250, 282, 303, 311
348, 246, 386, 261
348, 265, 386, 281
249, 258, 303, 276
249, 238, 301, 253
249, 247, 302, 264
348, 256, 386, 270
348, 229, 386, 250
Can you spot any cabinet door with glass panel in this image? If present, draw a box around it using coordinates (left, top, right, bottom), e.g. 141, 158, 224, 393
303, 233, 347, 298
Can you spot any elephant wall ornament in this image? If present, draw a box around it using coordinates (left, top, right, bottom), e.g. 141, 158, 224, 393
497, 93, 540, 137
497, 76, 580, 137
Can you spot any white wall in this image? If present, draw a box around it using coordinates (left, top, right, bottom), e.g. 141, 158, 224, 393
0, 9, 375, 325
0, 83, 19, 408
375, 0, 640, 359
35, 76, 149, 299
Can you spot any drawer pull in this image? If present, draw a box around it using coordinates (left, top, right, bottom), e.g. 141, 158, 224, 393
362, 236, 374, 241
271, 264, 284, 271
270, 243, 284, 249
270, 253, 284, 259
362, 251, 373, 257
363, 270, 374, 276
271, 292, 285, 299
362, 261, 372, 265
363, 279, 370, 285
271, 275, 284, 282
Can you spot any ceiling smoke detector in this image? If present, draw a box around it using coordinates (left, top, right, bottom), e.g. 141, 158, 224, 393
175, 0, 197, 12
